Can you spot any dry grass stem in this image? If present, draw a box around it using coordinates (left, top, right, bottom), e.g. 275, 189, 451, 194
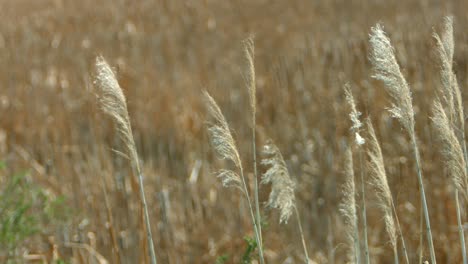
243, 35, 263, 250
340, 148, 360, 264
366, 119, 404, 263
204, 90, 264, 263
94, 56, 157, 264
370, 24, 436, 264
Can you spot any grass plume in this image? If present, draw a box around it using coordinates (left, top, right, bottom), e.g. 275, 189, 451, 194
432, 100, 467, 197
370, 24, 436, 264
366, 118, 409, 264
243, 35, 263, 252
261, 141, 309, 263
203, 91, 264, 263
94, 56, 157, 264
344, 84, 369, 264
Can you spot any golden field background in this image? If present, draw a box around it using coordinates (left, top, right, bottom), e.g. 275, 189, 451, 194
0, 0, 467, 263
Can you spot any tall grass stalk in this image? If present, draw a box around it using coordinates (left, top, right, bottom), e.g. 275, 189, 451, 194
433, 16, 467, 264
203, 91, 264, 264
432, 100, 467, 264
369, 24, 436, 264
344, 84, 369, 264
366, 118, 409, 264
340, 148, 360, 264
94, 56, 157, 264
243, 36, 263, 250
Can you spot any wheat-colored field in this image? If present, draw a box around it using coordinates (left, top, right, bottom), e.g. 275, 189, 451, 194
0, 0, 468, 263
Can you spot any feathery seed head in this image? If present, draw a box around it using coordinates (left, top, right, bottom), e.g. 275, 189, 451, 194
204, 91, 242, 169
217, 169, 242, 190
369, 24, 415, 134
366, 118, 397, 248
434, 16, 464, 133
243, 35, 256, 115
203, 91, 243, 189
432, 100, 467, 198
441, 16, 454, 63
344, 84, 365, 146
261, 142, 295, 224
94, 56, 138, 165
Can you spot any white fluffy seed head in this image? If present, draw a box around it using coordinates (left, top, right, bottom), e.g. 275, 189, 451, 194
366, 118, 397, 248
434, 16, 464, 135
94, 56, 139, 167
344, 84, 365, 146
204, 91, 242, 169
432, 100, 467, 199
369, 24, 415, 134
203, 91, 243, 190
243, 35, 256, 116
261, 141, 296, 224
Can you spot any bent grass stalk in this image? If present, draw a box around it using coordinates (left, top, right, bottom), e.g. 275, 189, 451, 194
243, 36, 263, 251
203, 91, 264, 264
432, 100, 467, 264
433, 16, 467, 264
94, 56, 157, 264
367, 118, 409, 264
369, 25, 436, 264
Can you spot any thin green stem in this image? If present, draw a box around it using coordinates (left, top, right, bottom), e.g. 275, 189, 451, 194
411, 134, 436, 264
252, 112, 263, 251
419, 205, 424, 264
239, 166, 265, 264
391, 202, 409, 264
294, 205, 310, 263
393, 244, 399, 264
135, 161, 157, 264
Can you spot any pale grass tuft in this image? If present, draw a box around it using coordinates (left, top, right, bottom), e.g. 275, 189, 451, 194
433, 16, 464, 136
366, 119, 397, 250
94, 56, 157, 264
217, 169, 242, 189
339, 148, 359, 264
95, 56, 138, 166
203, 91, 242, 170
369, 24, 415, 133
431, 100, 467, 198
441, 16, 454, 63
243, 35, 256, 115
344, 84, 365, 146
370, 23, 436, 264
261, 141, 295, 224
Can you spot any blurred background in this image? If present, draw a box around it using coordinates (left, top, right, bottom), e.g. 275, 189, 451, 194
0, 0, 467, 263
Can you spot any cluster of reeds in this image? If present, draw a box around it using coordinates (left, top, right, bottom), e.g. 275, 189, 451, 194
89, 16, 466, 263
336, 16, 466, 264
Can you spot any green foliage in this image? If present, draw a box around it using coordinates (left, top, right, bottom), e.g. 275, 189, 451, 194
215, 254, 229, 264
0, 166, 70, 257
241, 236, 258, 264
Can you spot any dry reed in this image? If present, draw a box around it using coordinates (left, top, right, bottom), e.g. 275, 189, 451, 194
203, 91, 265, 263
339, 148, 360, 264
94, 56, 157, 264
369, 24, 436, 264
